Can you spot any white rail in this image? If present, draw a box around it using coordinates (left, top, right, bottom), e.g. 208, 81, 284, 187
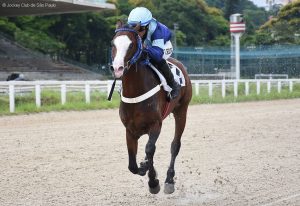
255, 73, 288, 79
192, 79, 300, 98
190, 79, 299, 97
0, 79, 299, 113
0, 80, 121, 112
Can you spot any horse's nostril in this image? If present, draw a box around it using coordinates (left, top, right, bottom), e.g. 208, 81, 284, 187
110, 65, 114, 71
118, 66, 124, 71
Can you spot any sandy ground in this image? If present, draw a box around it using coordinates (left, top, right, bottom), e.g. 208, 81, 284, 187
0, 99, 300, 206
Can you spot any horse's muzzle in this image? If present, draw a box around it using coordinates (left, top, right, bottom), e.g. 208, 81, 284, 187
114, 66, 125, 78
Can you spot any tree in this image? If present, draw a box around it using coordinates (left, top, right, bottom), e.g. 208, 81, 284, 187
243, 9, 269, 34
224, 0, 241, 20
116, 0, 135, 15
49, 13, 112, 64
205, 0, 225, 9
152, 0, 229, 46
0, 17, 18, 36
258, 0, 300, 44
0, 16, 65, 54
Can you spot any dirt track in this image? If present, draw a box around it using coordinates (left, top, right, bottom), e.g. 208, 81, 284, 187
1, 99, 300, 206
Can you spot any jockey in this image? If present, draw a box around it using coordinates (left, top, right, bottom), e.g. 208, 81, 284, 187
127, 7, 180, 100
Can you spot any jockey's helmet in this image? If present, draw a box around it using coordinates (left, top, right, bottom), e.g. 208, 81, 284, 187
128, 7, 152, 26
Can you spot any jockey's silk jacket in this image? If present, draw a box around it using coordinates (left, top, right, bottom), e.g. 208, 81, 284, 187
143, 19, 172, 63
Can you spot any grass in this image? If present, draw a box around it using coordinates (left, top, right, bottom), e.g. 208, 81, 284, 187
0, 82, 300, 115
0, 90, 120, 115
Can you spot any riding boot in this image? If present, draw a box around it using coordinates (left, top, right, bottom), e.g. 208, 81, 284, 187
157, 59, 181, 99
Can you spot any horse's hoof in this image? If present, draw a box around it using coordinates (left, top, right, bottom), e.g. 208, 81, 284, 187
128, 166, 138, 174
149, 183, 160, 194
164, 183, 175, 194
138, 170, 147, 176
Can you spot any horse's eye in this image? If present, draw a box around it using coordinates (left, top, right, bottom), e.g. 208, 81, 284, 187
129, 43, 133, 50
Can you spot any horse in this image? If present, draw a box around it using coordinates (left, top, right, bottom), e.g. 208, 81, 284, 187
110, 21, 192, 194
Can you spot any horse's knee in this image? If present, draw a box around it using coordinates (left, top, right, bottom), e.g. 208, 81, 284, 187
146, 142, 156, 157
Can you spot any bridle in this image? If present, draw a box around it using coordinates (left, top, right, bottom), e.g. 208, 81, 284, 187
113, 27, 143, 73
108, 26, 145, 101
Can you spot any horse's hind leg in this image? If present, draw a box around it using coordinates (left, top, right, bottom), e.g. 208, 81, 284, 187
164, 105, 188, 194
145, 122, 162, 194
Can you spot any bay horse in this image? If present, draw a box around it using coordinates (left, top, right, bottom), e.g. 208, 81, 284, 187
111, 21, 192, 194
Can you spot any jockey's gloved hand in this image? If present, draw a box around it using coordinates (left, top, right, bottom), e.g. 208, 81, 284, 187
141, 49, 149, 59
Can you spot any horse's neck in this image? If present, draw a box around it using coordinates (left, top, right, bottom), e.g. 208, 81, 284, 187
122, 63, 158, 97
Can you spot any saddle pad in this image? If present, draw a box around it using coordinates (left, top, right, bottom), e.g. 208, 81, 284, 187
167, 61, 186, 87
148, 60, 186, 92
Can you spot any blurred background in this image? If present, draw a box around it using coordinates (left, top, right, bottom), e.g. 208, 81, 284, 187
0, 0, 299, 80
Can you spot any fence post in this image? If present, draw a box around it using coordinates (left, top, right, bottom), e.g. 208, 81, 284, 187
61, 84, 66, 105
256, 81, 260, 95
208, 81, 213, 97
9, 84, 15, 113
35, 84, 41, 108
277, 81, 281, 93
85, 83, 90, 104
267, 81, 271, 93
245, 81, 249, 96
234, 81, 238, 97
222, 80, 226, 98
289, 80, 293, 92
195, 82, 199, 96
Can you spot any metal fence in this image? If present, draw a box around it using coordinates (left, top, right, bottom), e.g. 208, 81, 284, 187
174, 45, 300, 78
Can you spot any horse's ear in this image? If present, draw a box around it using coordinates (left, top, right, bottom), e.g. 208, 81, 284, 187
133, 23, 141, 32
116, 20, 124, 29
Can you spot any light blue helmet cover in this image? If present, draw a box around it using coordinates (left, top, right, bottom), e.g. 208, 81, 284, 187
128, 7, 153, 26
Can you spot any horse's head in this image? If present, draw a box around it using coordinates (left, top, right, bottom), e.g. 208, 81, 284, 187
111, 21, 143, 78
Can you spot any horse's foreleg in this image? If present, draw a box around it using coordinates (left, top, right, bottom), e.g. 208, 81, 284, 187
146, 123, 161, 194
164, 106, 188, 194
126, 130, 139, 174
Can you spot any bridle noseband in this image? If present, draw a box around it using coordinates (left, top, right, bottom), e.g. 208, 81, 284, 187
114, 27, 143, 71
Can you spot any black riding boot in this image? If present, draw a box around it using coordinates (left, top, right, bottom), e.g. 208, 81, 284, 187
157, 59, 181, 99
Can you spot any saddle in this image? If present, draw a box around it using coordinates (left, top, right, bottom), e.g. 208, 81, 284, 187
147, 61, 186, 93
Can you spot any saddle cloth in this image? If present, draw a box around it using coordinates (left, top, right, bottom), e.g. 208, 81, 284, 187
148, 60, 186, 92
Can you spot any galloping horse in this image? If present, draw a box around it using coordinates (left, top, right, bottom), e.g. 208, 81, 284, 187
111, 21, 192, 194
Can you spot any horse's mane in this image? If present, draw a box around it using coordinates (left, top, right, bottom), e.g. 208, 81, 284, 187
122, 24, 132, 29
117, 23, 134, 30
